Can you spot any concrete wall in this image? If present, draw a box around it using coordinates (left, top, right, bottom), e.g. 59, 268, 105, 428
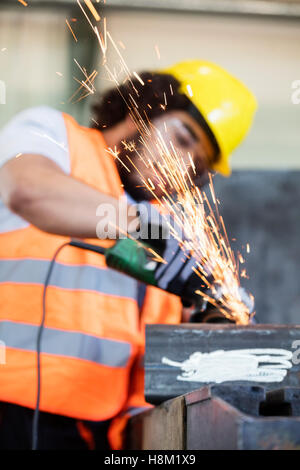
0, 6, 96, 127
213, 170, 300, 324
0, 9, 70, 123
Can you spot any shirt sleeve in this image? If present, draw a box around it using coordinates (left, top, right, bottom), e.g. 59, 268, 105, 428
0, 106, 71, 174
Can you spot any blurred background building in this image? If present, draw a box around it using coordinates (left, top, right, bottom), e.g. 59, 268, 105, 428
0, 0, 300, 323
1, 0, 299, 168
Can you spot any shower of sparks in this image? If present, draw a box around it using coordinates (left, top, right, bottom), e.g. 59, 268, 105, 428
104, 49, 252, 324
71, 5, 253, 324
66, 19, 78, 42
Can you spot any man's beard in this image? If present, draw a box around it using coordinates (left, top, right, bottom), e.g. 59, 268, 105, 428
115, 134, 209, 202
115, 134, 154, 202
117, 161, 153, 202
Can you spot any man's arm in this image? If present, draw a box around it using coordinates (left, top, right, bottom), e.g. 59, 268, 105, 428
0, 154, 138, 239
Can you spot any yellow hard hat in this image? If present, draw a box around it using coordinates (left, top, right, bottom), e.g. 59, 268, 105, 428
163, 60, 257, 176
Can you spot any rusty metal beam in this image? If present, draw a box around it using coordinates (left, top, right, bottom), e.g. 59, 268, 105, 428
127, 384, 300, 449
185, 385, 300, 450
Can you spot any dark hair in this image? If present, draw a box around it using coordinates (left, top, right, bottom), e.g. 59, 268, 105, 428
91, 72, 191, 129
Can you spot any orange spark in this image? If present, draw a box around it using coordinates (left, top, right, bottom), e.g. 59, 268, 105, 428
163, 92, 167, 107
91, 118, 99, 126
186, 84, 193, 97
241, 269, 249, 279
84, 0, 101, 21
66, 19, 78, 42
133, 72, 144, 86
146, 178, 155, 190
77, 0, 95, 31
188, 153, 196, 175
69, 66, 98, 104
238, 252, 245, 264
154, 45, 161, 60
18, 0, 28, 6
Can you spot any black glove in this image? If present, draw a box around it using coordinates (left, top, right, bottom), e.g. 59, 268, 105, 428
133, 201, 208, 301
154, 236, 209, 302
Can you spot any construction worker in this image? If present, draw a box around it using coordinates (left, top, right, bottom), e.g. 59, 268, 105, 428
0, 60, 257, 450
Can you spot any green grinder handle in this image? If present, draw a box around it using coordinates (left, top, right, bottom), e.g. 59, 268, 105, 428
105, 238, 158, 287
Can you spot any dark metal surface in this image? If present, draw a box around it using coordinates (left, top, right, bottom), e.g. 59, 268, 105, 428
145, 324, 300, 404
265, 387, 300, 415
185, 385, 300, 450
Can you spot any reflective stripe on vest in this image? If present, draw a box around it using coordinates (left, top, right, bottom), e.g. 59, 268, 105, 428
0, 259, 138, 301
0, 320, 131, 368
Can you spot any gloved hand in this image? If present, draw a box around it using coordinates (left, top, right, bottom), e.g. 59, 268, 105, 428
132, 200, 208, 302
132, 201, 256, 323
190, 284, 255, 324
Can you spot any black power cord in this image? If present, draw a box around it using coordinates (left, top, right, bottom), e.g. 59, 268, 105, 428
32, 239, 106, 450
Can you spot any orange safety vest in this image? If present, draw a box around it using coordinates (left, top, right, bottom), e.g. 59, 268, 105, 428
0, 113, 182, 427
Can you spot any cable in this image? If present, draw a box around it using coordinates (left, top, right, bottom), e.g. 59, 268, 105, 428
32, 242, 70, 450
32, 239, 106, 450
69, 240, 106, 255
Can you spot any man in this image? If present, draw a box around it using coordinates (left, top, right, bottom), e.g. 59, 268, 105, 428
0, 60, 257, 449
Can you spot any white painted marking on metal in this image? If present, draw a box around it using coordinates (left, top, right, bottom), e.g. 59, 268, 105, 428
162, 349, 293, 383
